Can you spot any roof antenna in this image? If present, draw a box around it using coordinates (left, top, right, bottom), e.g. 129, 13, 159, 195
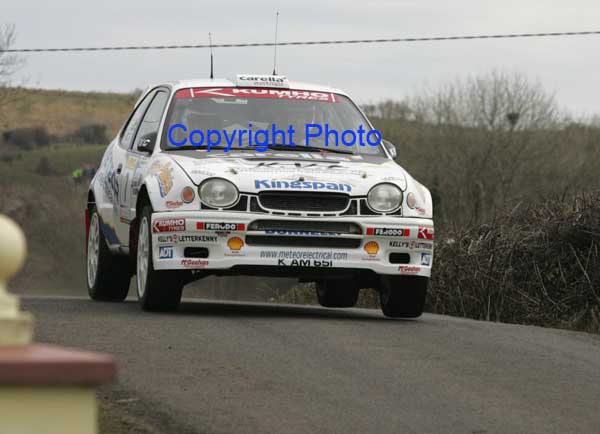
272, 11, 279, 75
209, 32, 214, 79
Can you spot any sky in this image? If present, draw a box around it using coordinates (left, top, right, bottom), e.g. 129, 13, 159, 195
4, 0, 600, 115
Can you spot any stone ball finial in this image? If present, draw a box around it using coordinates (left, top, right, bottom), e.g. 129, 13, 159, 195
0, 214, 27, 294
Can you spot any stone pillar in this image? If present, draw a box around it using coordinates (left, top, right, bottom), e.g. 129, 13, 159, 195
0, 214, 116, 434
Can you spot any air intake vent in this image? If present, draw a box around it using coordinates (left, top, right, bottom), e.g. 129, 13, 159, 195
258, 192, 349, 212
245, 235, 361, 248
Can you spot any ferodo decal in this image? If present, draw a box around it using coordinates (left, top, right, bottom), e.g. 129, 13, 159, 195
149, 161, 174, 198
366, 227, 410, 237
175, 87, 338, 103
197, 222, 245, 231
418, 227, 435, 240
255, 179, 352, 192
153, 218, 185, 233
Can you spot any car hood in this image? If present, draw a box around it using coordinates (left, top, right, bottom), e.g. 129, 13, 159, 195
166, 150, 407, 196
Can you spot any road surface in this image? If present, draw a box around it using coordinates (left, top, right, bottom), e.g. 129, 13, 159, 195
23, 297, 600, 434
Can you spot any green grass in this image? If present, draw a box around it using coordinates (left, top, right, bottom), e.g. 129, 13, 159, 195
0, 144, 106, 294
0, 88, 136, 138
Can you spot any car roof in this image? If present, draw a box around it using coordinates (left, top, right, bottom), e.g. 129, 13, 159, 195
158, 77, 349, 97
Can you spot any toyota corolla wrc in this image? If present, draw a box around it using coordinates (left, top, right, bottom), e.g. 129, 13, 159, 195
85, 74, 434, 317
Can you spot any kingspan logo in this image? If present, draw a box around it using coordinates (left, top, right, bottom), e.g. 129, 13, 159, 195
254, 179, 352, 192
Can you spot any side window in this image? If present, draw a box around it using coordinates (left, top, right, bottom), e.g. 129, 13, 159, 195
132, 91, 169, 150
120, 91, 156, 149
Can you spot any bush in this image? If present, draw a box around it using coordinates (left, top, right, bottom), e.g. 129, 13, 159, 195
35, 156, 56, 176
2, 127, 50, 150
429, 193, 600, 333
69, 124, 107, 145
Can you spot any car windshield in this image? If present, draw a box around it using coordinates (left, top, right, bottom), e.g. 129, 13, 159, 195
160, 87, 384, 155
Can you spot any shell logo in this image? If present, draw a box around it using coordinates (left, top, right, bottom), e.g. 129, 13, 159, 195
227, 236, 244, 251
364, 241, 379, 255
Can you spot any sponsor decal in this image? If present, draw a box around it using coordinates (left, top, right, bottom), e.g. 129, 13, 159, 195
363, 241, 379, 255
227, 237, 244, 251
153, 218, 186, 233
149, 161, 174, 198
398, 265, 421, 274
166, 200, 183, 209
362, 241, 380, 262
236, 74, 290, 88
264, 229, 340, 237
389, 240, 433, 250
190, 169, 216, 176
125, 156, 138, 170
255, 179, 352, 192
177, 235, 218, 243
159, 246, 174, 259
181, 259, 209, 269
260, 250, 348, 260
418, 227, 435, 241
157, 235, 176, 243
415, 207, 427, 216
421, 253, 432, 266
197, 222, 245, 231
175, 87, 337, 103
366, 227, 410, 237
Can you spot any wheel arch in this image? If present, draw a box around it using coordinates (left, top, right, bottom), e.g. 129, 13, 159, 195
129, 184, 154, 261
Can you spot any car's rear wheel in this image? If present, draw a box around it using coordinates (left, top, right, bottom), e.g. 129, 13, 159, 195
87, 206, 130, 302
136, 205, 183, 312
315, 279, 360, 308
379, 275, 428, 318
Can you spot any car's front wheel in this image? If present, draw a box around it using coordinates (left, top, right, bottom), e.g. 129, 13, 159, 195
315, 279, 360, 308
379, 275, 428, 318
136, 205, 183, 312
87, 206, 130, 302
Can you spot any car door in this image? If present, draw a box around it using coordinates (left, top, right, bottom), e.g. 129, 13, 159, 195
116, 89, 170, 244
104, 89, 157, 245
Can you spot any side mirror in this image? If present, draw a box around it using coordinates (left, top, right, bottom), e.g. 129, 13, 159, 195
137, 132, 156, 153
382, 140, 397, 159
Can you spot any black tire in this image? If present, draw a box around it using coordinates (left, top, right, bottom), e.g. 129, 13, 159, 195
136, 205, 183, 312
379, 275, 428, 318
316, 279, 360, 308
86, 206, 130, 302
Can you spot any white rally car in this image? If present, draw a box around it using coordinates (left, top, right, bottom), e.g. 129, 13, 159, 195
86, 75, 434, 317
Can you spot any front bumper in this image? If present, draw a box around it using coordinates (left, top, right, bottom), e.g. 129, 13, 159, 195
151, 212, 434, 277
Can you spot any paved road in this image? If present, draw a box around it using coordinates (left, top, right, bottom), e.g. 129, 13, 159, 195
23, 297, 600, 434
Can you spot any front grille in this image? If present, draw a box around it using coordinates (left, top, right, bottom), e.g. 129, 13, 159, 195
247, 220, 362, 235
258, 192, 349, 212
245, 235, 361, 248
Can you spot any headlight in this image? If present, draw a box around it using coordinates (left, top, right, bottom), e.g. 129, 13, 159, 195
367, 183, 402, 213
199, 178, 239, 208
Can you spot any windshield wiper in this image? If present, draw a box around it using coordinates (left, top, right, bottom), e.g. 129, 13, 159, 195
163, 144, 354, 155
267, 144, 354, 155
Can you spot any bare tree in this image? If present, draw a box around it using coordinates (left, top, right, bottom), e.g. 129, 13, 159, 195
0, 24, 24, 109
388, 71, 566, 222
